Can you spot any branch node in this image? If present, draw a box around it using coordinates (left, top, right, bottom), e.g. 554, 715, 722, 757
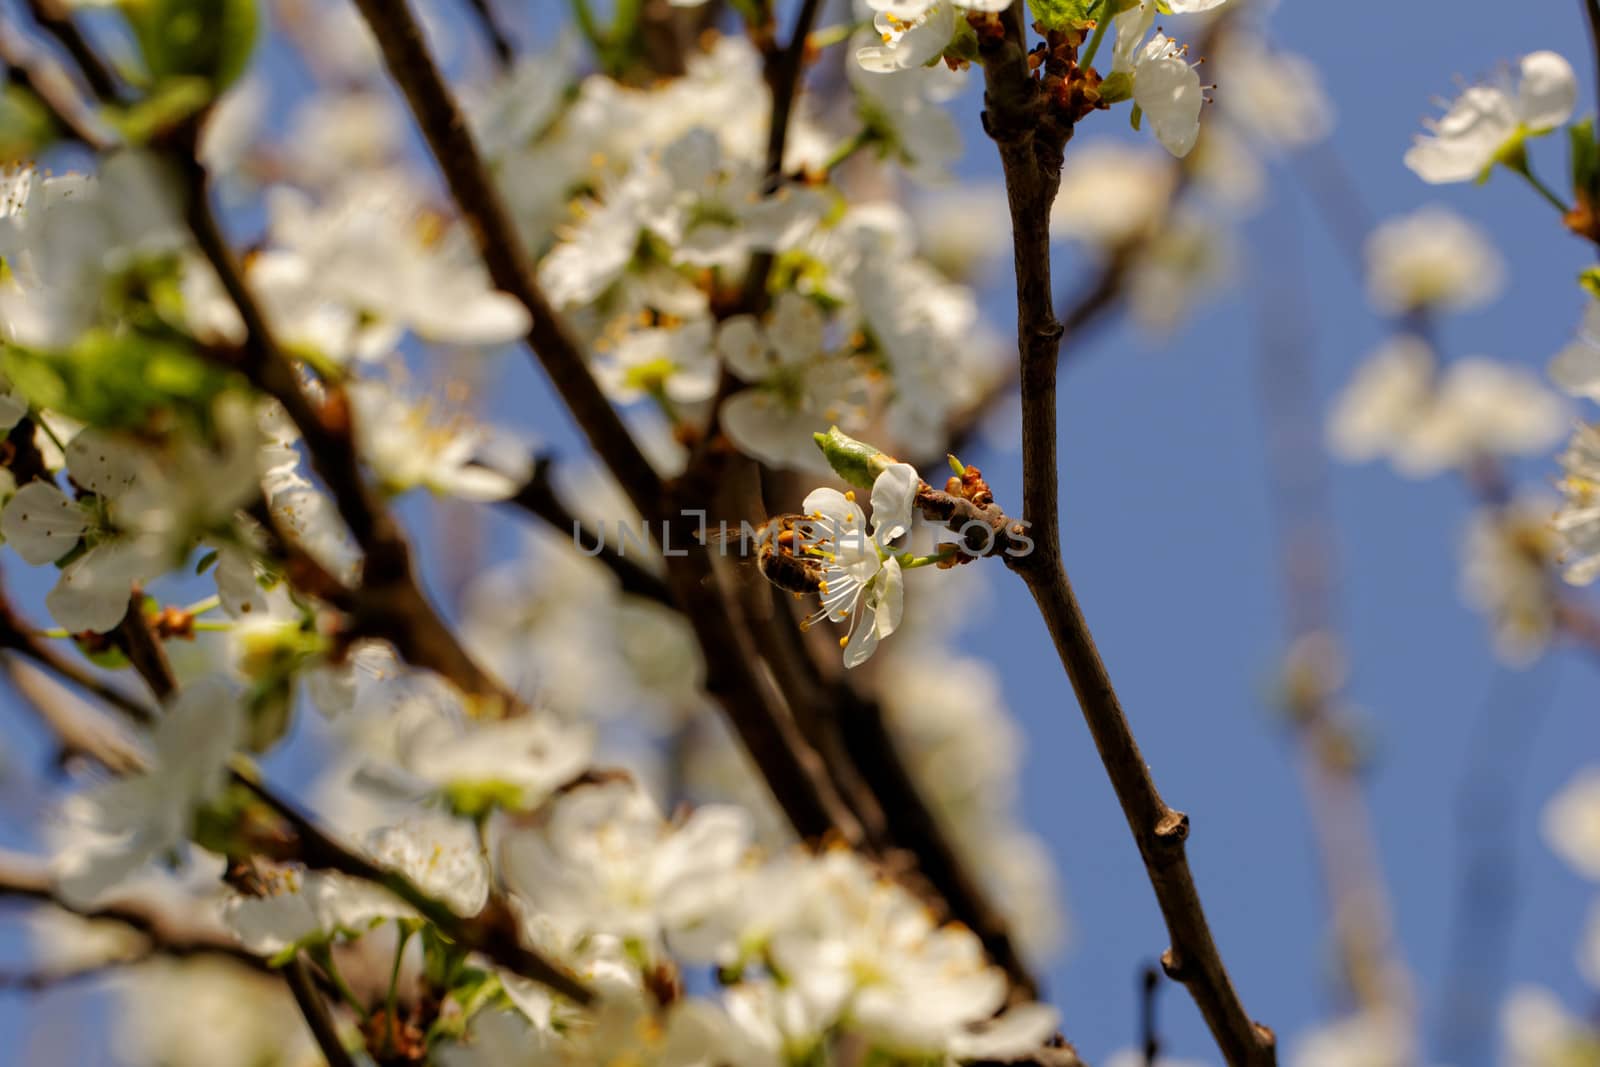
1154, 808, 1190, 848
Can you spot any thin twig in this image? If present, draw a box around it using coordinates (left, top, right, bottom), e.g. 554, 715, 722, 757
347, 0, 864, 849
463, 0, 515, 69
1140, 964, 1163, 1067
1582, 0, 1600, 128
506, 456, 674, 608
0, 846, 263, 971
284, 955, 359, 1067
738, 0, 825, 311
21, 0, 121, 101
0, 26, 108, 150
1252, 219, 1410, 1018
344, 0, 662, 520
174, 152, 514, 704
0, 577, 155, 729
977, 5, 1273, 1063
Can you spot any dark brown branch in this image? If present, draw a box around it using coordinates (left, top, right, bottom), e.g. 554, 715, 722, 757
0, 581, 155, 730
174, 151, 513, 704
348, 0, 863, 850
229, 771, 596, 1005
284, 955, 359, 1067
0, 847, 263, 971
1583, 0, 1600, 131
344, 0, 662, 521
1, 658, 147, 773
738, 0, 824, 310
977, 6, 1273, 1063
1140, 964, 1163, 1067
109, 591, 176, 701
0, 571, 594, 1008
0, 26, 108, 150
21, 0, 120, 101
833, 683, 1038, 1000
463, 0, 515, 69
506, 456, 674, 608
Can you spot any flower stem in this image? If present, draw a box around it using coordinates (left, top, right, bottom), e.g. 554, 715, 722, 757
181, 594, 222, 617
1080, 1, 1113, 70
1502, 146, 1571, 214
897, 545, 958, 570
821, 127, 874, 176
312, 944, 369, 1020
382, 924, 414, 1054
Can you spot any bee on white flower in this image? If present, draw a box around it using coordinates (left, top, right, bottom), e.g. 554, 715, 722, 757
799, 462, 920, 669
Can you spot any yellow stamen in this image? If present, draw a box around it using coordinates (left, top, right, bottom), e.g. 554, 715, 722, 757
839, 635, 849, 648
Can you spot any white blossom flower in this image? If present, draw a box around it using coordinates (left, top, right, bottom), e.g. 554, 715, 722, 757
801, 462, 919, 668
500, 779, 752, 959
1052, 140, 1177, 248
1502, 987, 1600, 1067
716, 293, 868, 472
53, 676, 244, 907
764, 848, 1059, 1058
1329, 340, 1566, 477
1365, 207, 1505, 314
595, 317, 721, 408
356, 672, 594, 813
114, 958, 317, 1067
0, 153, 185, 349
224, 816, 487, 956
1543, 767, 1600, 880
2, 399, 266, 632
347, 379, 525, 500
1291, 1009, 1414, 1067
1405, 52, 1577, 184
1549, 299, 1600, 400
855, 1, 958, 73
1553, 422, 1600, 585
266, 177, 530, 347
846, 41, 966, 183
1460, 498, 1560, 666
1211, 34, 1333, 150
1113, 4, 1206, 158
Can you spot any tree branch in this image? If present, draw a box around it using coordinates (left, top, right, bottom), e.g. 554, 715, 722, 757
738, 0, 824, 310
977, 7, 1273, 1063
20, 0, 121, 102
347, 0, 865, 850
344, 0, 663, 521
1583, 0, 1600, 128
0, 846, 263, 972
505, 456, 674, 608
173, 151, 513, 706
284, 955, 359, 1067
463, 0, 515, 70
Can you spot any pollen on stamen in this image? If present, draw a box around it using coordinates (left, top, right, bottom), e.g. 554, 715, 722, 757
838, 635, 849, 648
845, 490, 856, 502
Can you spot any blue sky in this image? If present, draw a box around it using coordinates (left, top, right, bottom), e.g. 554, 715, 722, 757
3, 2, 1599, 1064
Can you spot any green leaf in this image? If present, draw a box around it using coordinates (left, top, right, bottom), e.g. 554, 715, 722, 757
1027, 0, 1098, 30
127, 0, 257, 97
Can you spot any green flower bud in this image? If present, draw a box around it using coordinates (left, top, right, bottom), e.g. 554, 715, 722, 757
812, 426, 899, 490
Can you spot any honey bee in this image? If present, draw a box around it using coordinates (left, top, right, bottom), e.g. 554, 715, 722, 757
702, 514, 828, 596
